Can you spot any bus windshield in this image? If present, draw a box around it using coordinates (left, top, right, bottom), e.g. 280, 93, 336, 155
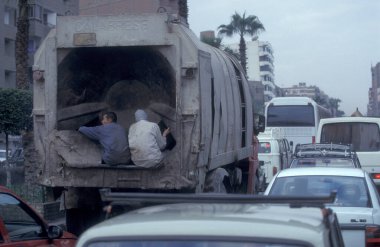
320, 122, 380, 152
267, 105, 315, 127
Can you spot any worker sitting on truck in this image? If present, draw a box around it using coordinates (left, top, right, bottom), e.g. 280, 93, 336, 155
128, 109, 170, 168
78, 111, 131, 165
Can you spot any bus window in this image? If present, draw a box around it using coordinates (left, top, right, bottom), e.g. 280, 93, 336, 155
267, 105, 315, 127
320, 123, 380, 152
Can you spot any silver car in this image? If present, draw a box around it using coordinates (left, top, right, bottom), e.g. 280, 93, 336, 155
76, 193, 344, 247
265, 167, 380, 247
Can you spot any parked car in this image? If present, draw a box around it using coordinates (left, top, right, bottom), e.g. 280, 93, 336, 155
76, 192, 344, 247
265, 167, 380, 247
0, 186, 76, 246
290, 143, 361, 168
257, 128, 292, 190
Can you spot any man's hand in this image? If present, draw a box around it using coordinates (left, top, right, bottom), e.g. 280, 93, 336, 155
163, 128, 170, 137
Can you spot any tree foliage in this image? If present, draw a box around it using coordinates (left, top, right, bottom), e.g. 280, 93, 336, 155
15, 0, 29, 90
0, 89, 32, 135
218, 12, 265, 74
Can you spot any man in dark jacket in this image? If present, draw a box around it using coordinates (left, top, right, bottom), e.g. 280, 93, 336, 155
79, 111, 131, 165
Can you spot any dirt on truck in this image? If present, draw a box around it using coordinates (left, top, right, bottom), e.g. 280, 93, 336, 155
32, 11, 264, 234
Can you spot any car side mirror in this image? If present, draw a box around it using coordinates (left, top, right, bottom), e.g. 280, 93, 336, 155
254, 114, 265, 134
47, 225, 63, 239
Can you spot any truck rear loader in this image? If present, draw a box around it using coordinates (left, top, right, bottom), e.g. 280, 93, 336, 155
32, 11, 264, 230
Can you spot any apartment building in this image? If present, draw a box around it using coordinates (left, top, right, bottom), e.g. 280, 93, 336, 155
227, 40, 276, 102
259, 41, 275, 102
0, 0, 79, 88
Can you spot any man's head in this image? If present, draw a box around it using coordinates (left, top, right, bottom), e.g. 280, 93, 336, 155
135, 109, 148, 122
101, 112, 117, 125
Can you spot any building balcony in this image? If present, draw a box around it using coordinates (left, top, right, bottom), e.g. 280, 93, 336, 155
262, 80, 275, 89
260, 70, 274, 77
259, 50, 274, 59
264, 89, 276, 99
259, 60, 274, 69
3, 25, 17, 40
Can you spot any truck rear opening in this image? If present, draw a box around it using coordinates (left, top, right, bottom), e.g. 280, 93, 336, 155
57, 46, 176, 130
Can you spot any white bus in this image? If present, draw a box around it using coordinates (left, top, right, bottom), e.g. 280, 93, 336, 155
317, 117, 380, 187
265, 97, 331, 151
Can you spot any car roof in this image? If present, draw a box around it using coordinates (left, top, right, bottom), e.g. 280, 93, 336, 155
319, 117, 380, 124
78, 203, 327, 246
277, 167, 365, 178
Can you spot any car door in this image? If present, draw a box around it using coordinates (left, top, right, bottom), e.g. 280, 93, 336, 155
283, 139, 292, 168
278, 140, 287, 170
0, 192, 73, 247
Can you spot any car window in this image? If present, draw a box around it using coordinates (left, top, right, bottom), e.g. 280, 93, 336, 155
320, 122, 380, 152
87, 240, 308, 247
269, 176, 370, 207
258, 142, 271, 153
0, 193, 43, 242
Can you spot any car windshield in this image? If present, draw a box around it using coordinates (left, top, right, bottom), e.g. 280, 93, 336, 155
88, 240, 307, 247
269, 175, 370, 207
290, 158, 355, 168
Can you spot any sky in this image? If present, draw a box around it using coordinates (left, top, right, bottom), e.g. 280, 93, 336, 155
188, 0, 380, 115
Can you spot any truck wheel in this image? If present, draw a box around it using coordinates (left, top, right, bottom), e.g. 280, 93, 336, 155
203, 168, 228, 193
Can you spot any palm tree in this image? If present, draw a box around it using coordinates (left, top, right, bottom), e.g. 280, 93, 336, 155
218, 12, 265, 74
15, 0, 29, 90
178, 0, 188, 25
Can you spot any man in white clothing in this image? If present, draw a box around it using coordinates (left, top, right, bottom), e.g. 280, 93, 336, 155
128, 109, 170, 168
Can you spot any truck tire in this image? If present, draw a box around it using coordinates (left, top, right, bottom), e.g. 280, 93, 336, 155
203, 168, 228, 193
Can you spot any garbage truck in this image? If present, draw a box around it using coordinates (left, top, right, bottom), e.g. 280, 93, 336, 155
32, 12, 264, 231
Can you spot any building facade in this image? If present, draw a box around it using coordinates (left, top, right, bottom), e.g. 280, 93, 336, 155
0, 0, 79, 88
259, 41, 275, 102
368, 62, 380, 117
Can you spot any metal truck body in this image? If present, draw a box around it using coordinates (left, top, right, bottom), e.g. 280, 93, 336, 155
32, 13, 258, 193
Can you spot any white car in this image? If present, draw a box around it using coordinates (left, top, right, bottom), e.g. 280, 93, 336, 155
76, 194, 344, 247
257, 128, 292, 190
265, 167, 380, 247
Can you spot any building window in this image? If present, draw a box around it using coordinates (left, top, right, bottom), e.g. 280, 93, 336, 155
4, 7, 16, 26
4, 38, 15, 57
4, 9, 10, 24
28, 4, 43, 20
4, 70, 16, 87
43, 9, 56, 27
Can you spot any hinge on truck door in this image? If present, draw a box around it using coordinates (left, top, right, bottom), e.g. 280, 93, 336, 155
191, 143, 205, 153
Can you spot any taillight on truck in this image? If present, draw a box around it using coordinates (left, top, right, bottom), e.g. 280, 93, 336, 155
371, 174, 380, 180
366, 225, 380, 247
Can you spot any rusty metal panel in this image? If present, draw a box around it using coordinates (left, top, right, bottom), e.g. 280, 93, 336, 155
208, 48, 223, 160
197, 50, 212, 167
56, 14, 174, 48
